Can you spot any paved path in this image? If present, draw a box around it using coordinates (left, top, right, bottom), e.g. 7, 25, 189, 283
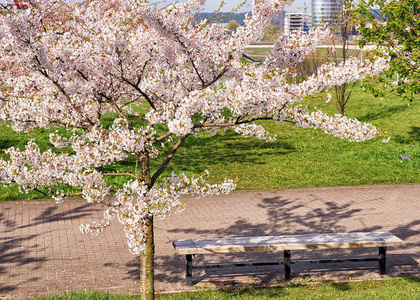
0, 184, 419, 299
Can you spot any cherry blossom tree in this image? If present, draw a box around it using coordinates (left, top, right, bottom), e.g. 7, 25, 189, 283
353, 0, 420, 101
328, 0, 358, 116
0, 0, 388, 299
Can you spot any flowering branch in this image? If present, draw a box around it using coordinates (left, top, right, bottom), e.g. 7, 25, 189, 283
151, 134, 189, 186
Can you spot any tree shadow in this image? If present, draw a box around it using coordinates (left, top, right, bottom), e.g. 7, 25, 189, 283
408, 127, 420, 142
124, 257, 141, 281
147, 193, 418, 287
156, 131, 296, 175
330, 282, 351, 291
405, 277, 420, 283
357, 105, 409, 122
256, 196, 368, 235
0, 133, 28, 152
0, 210, 16, 229
0, 231, 45, 292
16, 202, 103, 230
0, 201, 103, 295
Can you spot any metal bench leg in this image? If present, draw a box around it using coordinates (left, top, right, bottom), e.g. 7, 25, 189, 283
284, 250, 291, 281
379, 247, 387, 274
186, 254, 193, 286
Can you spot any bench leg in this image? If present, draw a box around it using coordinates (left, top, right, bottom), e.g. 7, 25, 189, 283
379, 247, 387, 274
186, 254, 193, 286
284, 250, 291, 281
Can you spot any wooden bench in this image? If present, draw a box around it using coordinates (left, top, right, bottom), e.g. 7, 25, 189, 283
172, 232, 403, 286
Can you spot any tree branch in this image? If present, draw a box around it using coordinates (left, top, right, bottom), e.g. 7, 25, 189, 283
50, 79, 96, 127
151, 131, 173, 144
121, 76, 156, 110
34, 57, 95, 128
201, 66, 229, 90
189, 57, 206, 86
150, 115, 284, 185
106, 97, 133, 129
193, 116, 273, 129
175, 34, 231, 89
151, 134, 189, 186
32, 188, 49, 197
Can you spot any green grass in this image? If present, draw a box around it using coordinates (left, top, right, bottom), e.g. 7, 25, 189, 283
32, 277, 420, 299
33, 290, 134, 300
156, 84, 420, 190
1, 84, 419, 200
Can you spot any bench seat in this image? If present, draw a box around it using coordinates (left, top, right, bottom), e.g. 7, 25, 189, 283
173, 232, 403, 285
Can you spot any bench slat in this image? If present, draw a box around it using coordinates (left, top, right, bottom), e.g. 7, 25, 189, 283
173, 232, 403, 254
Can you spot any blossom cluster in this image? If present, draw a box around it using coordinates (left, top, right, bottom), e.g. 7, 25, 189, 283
285, 106, 378, 142
81, 172, 235, 254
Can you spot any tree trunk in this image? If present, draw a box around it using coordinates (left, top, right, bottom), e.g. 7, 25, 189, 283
139, 151, 154, 300
140, 215, 155, 300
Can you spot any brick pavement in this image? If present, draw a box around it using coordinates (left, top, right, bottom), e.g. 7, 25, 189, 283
0, 184, 419, 299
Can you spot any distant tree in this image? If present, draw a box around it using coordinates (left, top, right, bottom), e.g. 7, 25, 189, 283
227, 19, 240, 32
262, 24, 282, 41
328, 0, 359, 116
353, 0, 420, 102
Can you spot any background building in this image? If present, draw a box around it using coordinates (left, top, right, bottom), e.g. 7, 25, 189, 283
284, 12, 312, 37
311, 0, 343, 28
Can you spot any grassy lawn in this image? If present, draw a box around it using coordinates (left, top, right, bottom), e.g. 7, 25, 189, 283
155, 83, 420, 190
1, 83, 419, 201
32, 277, 420, 299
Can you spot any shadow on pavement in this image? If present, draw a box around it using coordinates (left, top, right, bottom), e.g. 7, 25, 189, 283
154, 194, 419, 286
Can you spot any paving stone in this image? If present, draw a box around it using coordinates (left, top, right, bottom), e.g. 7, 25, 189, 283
0, 184, 419, 299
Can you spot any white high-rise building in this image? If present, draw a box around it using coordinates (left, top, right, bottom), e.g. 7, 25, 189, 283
311, 0, 343, 28
284, 12, 312, 37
